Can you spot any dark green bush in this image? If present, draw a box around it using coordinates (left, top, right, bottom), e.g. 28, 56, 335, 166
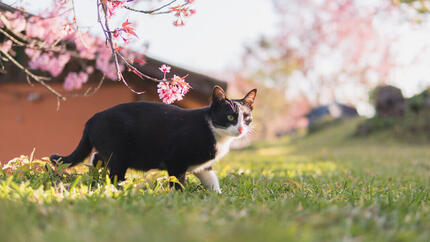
357, 87, 430, 143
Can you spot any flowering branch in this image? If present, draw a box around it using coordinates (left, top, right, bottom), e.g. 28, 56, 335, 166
96, 0, 194, 100
0, 14, 82, 58
0, 49, 65, 100
0, 0, 195, 105
97, 0, 144, 94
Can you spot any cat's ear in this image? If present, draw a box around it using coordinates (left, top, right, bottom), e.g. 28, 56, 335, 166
243, 89, 257, 109
212, 85, 226, 103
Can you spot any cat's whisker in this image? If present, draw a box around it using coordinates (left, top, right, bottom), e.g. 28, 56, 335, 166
247, 124, 257, 135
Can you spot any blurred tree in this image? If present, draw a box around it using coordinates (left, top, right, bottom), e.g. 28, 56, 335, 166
235, 0, 430, 136
243, 0, 399, 107
240, 0, 430, 120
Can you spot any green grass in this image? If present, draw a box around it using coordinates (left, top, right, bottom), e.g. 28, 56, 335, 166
1, 119, 430, 242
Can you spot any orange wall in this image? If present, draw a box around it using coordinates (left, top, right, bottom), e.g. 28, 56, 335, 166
0, 83, 134, 163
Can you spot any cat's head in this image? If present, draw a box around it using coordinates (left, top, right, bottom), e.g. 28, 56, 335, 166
209, 86, 257, 138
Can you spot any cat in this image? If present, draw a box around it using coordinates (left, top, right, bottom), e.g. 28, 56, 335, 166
50, 86, 256, 193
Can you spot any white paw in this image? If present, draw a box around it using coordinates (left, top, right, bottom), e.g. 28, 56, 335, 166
213, 187, 222, 194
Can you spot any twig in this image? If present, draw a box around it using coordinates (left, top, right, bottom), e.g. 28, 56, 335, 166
63, 75, 105, 98
0, 27, 26, 46
71, 0, 90, 49
0, 23, 82, 59
98, 1, 122, 81
97, 0, 150, 94
117, 52, 161, 82
0, 57, 5, 74
124, 0, 179, 14
26, 75, 34, 86
0, 49, 66, 100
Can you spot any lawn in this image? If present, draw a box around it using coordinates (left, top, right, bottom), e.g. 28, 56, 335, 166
1, 119, 429, 242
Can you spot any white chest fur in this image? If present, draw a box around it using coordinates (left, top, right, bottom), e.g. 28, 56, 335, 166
189, 122, 236, 173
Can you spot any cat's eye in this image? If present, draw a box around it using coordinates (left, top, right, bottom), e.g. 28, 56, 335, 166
227, 115, 235, 121
244, 114, 252, 124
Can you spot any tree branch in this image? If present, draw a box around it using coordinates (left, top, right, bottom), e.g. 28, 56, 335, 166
124, 0, 179, 14
97, 0, 122, 81
0, 49, 66, 100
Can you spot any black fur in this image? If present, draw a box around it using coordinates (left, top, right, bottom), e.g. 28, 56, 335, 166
50, 86, 256, 189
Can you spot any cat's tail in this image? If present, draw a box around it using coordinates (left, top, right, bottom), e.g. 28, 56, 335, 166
50, 125, 92, 167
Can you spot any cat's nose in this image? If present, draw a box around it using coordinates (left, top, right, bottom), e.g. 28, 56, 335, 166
238, 127, 244, 134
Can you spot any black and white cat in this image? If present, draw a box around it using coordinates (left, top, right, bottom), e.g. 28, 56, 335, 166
50, 86, 256, 193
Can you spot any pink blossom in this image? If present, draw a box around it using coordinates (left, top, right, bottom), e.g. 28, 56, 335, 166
86, 66, 94, 74
0, 40, 12, 53
106, 0, 125, 18
170, 4, 195, 26
24, 17, 69, 45
173, 19, 185, 27
171, 74, 191, 95
28, 53, 70, 77
157, 75, 191, 104
96, 45, 125, 80
25, 48, 42, 59
159, 64, 171, 80
157, 82, 182, 104
64, 72, 89, 91
159, 64, 171, 73
74, 32, 98, 59
5, 12, 26, 32
25, 17, 46, 40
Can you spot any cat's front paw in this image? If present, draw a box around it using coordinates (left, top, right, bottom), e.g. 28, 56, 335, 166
213, 187, 222, 194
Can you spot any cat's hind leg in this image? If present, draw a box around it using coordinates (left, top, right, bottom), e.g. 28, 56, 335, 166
193, 167, 222, 194
89, 152, 106, 167
105, 155, 128, 184
167, 168, 186, 191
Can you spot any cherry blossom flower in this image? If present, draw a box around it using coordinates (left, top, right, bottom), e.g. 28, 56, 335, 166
159, 64, 171, 73
173, 19, 185, 27
25, 48, 42, 59
74, 32, 99, 59
86, 66, 94, 74
4, 12, 26, 32
105, 0, 126, 18
159, 64, 171, 80
28, 53, 71, 77
0, 40, 12, 53
64, 71, 89, 91
171, 74, 191, 95
170, 4, 196, 26
157, 82, 181, 104
157, 74, 191, 104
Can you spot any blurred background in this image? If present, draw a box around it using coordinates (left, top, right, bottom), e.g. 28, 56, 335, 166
3, 0, 430, 160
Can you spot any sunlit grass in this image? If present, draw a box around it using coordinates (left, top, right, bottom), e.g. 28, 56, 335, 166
1, 119, 430, 241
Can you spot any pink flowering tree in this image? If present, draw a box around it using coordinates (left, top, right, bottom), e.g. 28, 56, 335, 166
0, 0, 195, 104
242, 0, 427, 109
235, 0, 430, 134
